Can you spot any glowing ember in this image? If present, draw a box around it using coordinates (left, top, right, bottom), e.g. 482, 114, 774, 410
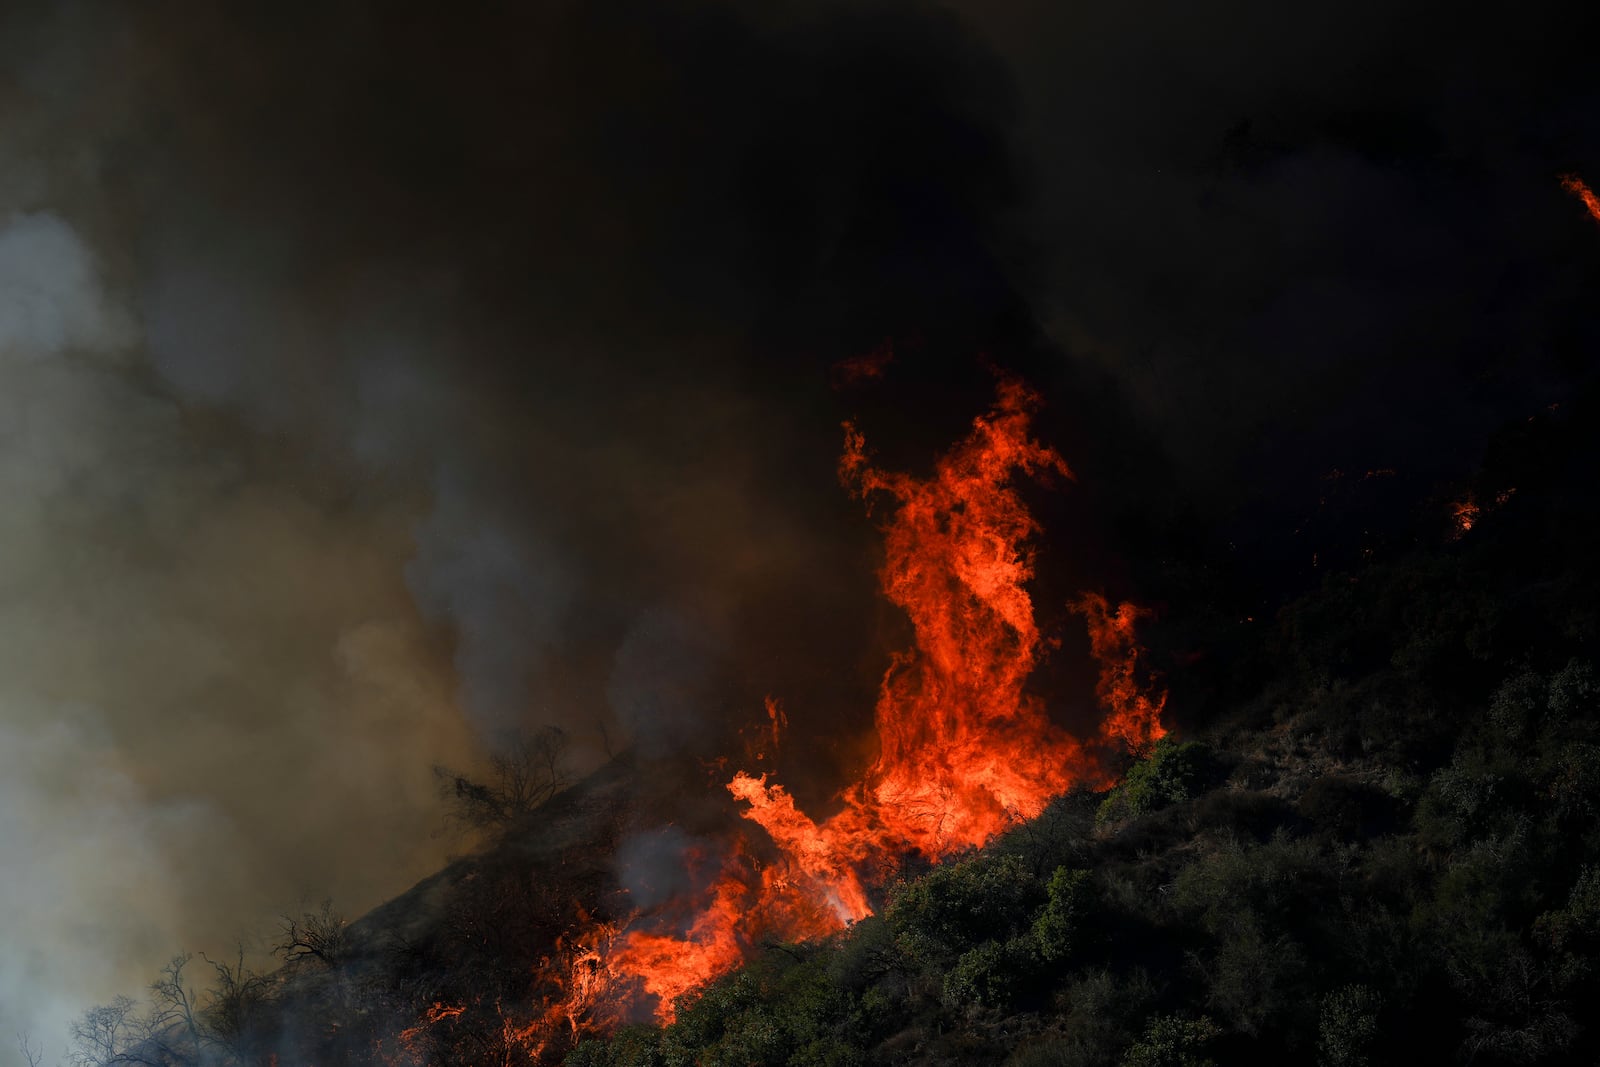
1561, 173, 1600, 225
1449, 486, 1515, 541
397, 1002, 466, 1052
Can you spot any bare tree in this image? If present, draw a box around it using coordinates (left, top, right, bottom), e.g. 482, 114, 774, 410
198, 947, 275, 1057
434, 725, 571, 832
273, 900, 348, 969
16, 1031, 44, 1067
69, 950, 277, 1067
146, 955, 202, 1054
69, 956, 207, 1067
69, 996, 143, 1067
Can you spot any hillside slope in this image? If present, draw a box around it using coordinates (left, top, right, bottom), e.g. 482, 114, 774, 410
62, 394, 1600, 1067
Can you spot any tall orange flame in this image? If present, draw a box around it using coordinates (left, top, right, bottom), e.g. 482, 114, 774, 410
482, 375, 1167, 1049
1073, 593, 1168, 754
590, 377, 1163, 1024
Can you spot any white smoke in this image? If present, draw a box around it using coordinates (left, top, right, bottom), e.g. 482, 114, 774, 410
0, 210, 480, 1065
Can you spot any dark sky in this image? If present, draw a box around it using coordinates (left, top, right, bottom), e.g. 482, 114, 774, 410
2, 0, 1597, 1056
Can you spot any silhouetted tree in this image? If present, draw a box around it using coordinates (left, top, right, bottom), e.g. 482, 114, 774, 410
70, 995, 156, 1067
273, 901, 348, 969
199, 947, 276, 1058
434, 725, 571, 832
16, 1031, 44, 1067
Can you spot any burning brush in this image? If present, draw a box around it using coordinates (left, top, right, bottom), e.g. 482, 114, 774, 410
417, 374, 1169, 1057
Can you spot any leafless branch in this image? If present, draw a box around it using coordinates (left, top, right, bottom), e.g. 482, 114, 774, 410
16, 1030, 44, 1067
199, 945, 275, 1050
434, 725, 571, 832
273, 900, 348, 968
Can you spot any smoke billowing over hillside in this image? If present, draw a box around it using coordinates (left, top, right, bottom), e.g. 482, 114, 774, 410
2, 0, 1598, 1060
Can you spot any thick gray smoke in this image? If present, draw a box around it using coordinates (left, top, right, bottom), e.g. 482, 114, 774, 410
0, 6, 905, 1057
0, 208, 480, 1061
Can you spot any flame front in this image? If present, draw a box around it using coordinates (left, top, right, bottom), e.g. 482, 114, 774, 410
455, 376, 1167, 1052
835, 375, 1086, 850
593, 377, 1164, 1025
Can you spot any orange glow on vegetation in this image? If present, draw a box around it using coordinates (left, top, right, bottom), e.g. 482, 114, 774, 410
397, 1002, 466, 1052
1561, 173, 1600, 225
1449, 487, 1515, 541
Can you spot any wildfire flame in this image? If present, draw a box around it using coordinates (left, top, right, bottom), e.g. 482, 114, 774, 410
1073, 593, 1168, 754
1450, 487, 1516, 541
588, 377, 1164, 1026
1560, 173, 1600, 225
765, 696, 787, 756
398, 1002, 466, 1052
417, 375, 1168, 1055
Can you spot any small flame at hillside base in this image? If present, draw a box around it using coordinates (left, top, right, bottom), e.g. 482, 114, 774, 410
477, 377, 1166, 1058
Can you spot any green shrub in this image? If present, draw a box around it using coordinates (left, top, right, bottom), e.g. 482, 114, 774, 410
1413, 752, 1511, 850
1005, 1038, 1079, 1067
565, 1025, 663, 1067
1170, 833, 1331, 933
647, 946, 867, 1067
1535, 864, 1600, 951
661, 971, 761, 1057
1203, 913, 1308, 1037
702, 1005, 788, 1067
1098, 740, 1214, 825
825, 916, 901, 993
1487, 669, 1548, 741
1551, 742, 1600, 820
1316, 984, 1380, 1067
1049, 969, 1157, 1066
788, 1036, 865, 1067
1545, 659, 1596, 724
886, 854, 1043, 966
942, 938, 1030, 1011
1032, 868, 1091, 963
1119, 1014, 1220, 1067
